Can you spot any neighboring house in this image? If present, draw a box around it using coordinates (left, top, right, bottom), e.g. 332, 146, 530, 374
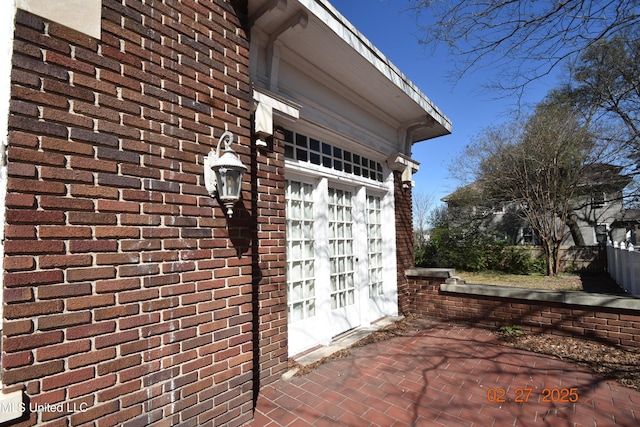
0, 1, 451, 426
612, 208, 640, 246
442, 164, 631, 247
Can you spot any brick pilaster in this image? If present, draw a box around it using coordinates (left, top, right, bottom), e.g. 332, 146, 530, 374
251, 128, 288, 392
393, 171, 414, 315
2, 1, 263, 426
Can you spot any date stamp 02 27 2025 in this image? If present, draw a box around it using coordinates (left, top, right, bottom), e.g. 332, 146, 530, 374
486, 387, 579, 404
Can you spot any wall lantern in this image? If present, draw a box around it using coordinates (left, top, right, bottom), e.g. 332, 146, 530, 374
204, 131, 247, 218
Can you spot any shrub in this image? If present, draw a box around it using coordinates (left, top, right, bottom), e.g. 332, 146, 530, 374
497, 246, 545, 274
416, 233, 543, 275
415, 204, 543, 274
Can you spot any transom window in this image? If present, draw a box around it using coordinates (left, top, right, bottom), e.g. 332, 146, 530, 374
282, 129, 383, 182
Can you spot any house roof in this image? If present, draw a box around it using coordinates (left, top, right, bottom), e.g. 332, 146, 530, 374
248, 0, 451, 145
441, 181, 484, 203
613, 209, 640, 225
579, 163, 633, 190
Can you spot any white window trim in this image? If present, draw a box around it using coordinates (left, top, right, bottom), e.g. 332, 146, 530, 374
286, 160, 389, 192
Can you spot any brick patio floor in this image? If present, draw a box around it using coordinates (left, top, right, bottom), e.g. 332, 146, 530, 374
246, 319, 639, 426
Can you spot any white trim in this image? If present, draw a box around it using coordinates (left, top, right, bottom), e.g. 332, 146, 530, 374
354, 185, 369, 328
16, 0, 101, 39
286, 160, 388, 192
0, 388, 23, 423
387, 153, 420, 174
253, 88, 301, 121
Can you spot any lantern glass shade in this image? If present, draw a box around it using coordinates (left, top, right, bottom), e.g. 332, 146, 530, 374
215, 167, 243, 200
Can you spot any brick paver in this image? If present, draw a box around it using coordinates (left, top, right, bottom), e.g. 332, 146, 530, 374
246, 320, 639, 426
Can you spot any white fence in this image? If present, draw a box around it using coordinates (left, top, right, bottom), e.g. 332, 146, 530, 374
607, 241, 640, 296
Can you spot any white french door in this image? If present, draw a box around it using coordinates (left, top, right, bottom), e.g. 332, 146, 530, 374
328, 187, 359, 337
285, 174, 397, 356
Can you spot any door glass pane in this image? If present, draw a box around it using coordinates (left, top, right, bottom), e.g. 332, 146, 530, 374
368, 195, 384, 297
286, 180, 316, 323
329, 188, 355, 309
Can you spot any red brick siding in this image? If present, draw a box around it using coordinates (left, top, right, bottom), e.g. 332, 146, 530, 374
2, 1, 285, 426
253, 129, 288, 387
403, 276, 640, 351
394, 173, 413, 311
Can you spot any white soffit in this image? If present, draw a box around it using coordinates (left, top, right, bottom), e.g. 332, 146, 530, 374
289, 0, 451, 141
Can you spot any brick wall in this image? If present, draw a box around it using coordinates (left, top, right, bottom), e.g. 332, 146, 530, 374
403, 273, 640, 351
394, 172, 413, 304
253, 129, 288, 388
2, 1, 286, 426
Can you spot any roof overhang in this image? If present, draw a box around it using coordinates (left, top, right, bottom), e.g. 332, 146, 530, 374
249, 0, 451, 146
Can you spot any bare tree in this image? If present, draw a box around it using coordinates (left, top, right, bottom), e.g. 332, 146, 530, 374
413, 191, 434, 248
410, 0, 639, 96
525, 27, 640, 211
467, 101, 594, 275
563, 28, 640, 204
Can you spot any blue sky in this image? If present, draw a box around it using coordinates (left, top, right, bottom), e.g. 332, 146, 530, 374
329, 0, 564, 206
